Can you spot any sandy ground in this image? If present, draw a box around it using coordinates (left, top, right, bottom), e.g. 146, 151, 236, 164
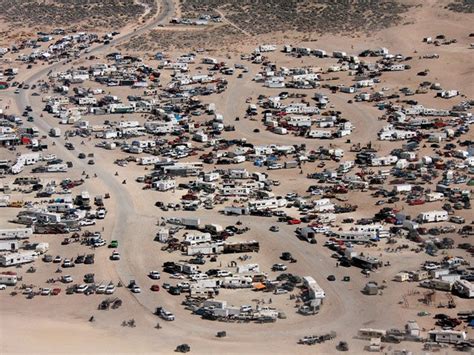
0, 0, 473, 354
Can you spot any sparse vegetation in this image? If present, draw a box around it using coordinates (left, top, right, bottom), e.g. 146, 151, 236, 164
122, 24, 243, 51
446, 0, 474, 13
0, 0, 149, 30
180, 0, 411, 35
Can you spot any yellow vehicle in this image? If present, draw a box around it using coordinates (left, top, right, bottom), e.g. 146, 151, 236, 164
9, 201, 23, 208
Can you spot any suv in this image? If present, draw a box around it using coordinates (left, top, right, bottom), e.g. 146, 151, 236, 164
281, 252, 293, 261
149, 271, 161, 279
189, 257, 205, 265
450, 216, 465, 224
156, 307, 175, 321
272, 263, 287, 271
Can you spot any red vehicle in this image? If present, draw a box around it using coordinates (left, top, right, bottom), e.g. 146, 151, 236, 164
288, 219, 301, 225
409, 199, 425, 206
333, 185, 348, 193
150, 285, 160, 292
52, 288, 61, 295
417, 227, 427, 235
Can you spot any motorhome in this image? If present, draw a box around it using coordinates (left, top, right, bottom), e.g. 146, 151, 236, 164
428, 330, 467, 344
248, 198, 287, 211
358, 329, 386, 340
0, 228, 33, 240
417, 210, 449, 223
335, 232, 372, 243
0, 272, 17, 285
0, 251, 36, 267
453, 280, 474, 298
184, 232, 212, 245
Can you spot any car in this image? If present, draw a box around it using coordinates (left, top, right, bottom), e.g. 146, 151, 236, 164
450, 216, 465, 224
105, 284, 116, 294
40, 288, 51, 296
75, 284, 89, 293
96, 209, 106, 219
110, 251, 120, 260
130, 285, 141, 293
362, 269, 371, 276
79, 219, 95, 226
149, 271, 161, 279
342, 276, 351, 282
216, 270, 232, 277
62, 259, 74, 268
281, 252, 293, 261
288, 219, 301, 225
176, 344, 190, 353
240, 305, 252, 312
84, 287, 95, 296
88, 159, 95, 165
96, 285, 107, 294
189, 257, 205, 265
170, 273, 185, 279
272, 263, 287, 271
327, 275, 336, 281
61, 275, 73, 283
157, 307, 175, 321
53, 255, 62, 263
151, 285, 160, 292
78, 153, 86, 159
42, 254, 53, 262
269, 225, 279, 232
93, 239, 106, 247
274, 288, 288, 295
0, 284, 7, 290
22, 287, 33, 294
169, 286, 181, 295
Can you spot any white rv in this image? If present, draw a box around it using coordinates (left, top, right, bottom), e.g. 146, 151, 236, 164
417, 210, 449, 223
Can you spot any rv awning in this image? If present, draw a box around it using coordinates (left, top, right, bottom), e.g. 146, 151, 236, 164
253, 282, 266, 290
